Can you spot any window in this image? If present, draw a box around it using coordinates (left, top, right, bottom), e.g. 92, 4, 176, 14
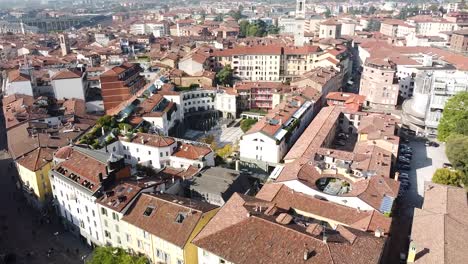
115, 225, 119, 232
104, 219, 108, 227
166, 151, 168, 156
148, 151, 151, 155
177, 259, 184, 264
112, 212, 118, 221
160, 152, 163, 157
126, 233, 132, 243
101, 208, 107, 216
137, 239, 143, 249
175, 212, 186, 223
85, 206, 88, 213
143, 206, 154, 216
220, 259, 226, 264
143, 230, 149, 239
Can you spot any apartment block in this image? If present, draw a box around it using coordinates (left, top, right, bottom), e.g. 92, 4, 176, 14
239, 94, 317, 172
50, 146, 132, 246
100, 63, 146, 111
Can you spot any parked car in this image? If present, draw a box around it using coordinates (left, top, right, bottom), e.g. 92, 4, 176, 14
398, 164, 411, 170
400, 149, 413, 155
424, 141, 439, 147
399, 157, 410, 162
400, 144, 412, 150
399, 173, 409, 179
443, 163, 453, 168
399, 178, 410, 183
399, 160, 411, 166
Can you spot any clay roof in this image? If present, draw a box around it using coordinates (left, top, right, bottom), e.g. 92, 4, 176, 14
125, 133, 175, 148
97, 182, 142, 212
53, 148, 109, 192
8, 70, 30, 82
256, 183, 392, 234
172, 143, 212, 160
51, 69, 83, 80
16, 147, 54, 171
411, 183, 468, 264
193, 193, 386, 264
122, 193, 217, 248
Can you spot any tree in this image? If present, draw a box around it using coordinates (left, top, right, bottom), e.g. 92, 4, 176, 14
214, 14, 224, 22
432, 168, 464, 187
87, 246, 148, 264
324, 8, 331, 18
368, 6, 377, 15
216, 65, 234, 86
227, 9, 243, 21
239, 20, 250, 37
216, 144, 233, 159
437, 92, 468, 142
366, 19, 381, 32
446, 134, 468, 184
428, 4, 439, 13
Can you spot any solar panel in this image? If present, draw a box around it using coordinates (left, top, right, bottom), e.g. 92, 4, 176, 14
379, 195, 394, 213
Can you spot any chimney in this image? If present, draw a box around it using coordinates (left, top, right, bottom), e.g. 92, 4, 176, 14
374, 228, 383, 238
407, 241, 416, 263
98, 172, 103, 182
141, 138, 145, 144
303, 249, 309, 261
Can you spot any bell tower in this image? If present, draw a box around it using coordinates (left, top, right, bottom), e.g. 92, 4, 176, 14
296, 0, 306, 19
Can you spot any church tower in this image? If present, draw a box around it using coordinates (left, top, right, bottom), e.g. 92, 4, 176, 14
59, 34, 70, 57
296, 0, 306, 19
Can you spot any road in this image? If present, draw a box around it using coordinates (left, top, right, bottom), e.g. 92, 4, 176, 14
0, 99, 90, 264
383, 137, 449, 264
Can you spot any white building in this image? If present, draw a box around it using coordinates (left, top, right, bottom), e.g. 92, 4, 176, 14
214, 88, 237, 119
3, 70, 33, 96
106, 133, 215, 170
50, 146, 130, 246
51, 69, 87, 100
402, 69, 468, 136
239, 96, 316, 171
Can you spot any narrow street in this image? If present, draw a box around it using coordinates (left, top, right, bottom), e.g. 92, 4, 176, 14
0, 100, 90, 264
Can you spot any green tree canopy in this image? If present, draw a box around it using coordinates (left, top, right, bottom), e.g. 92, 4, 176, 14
214, 14, 224, 22
432, 168, 464, 187
216, 65, 234, 86
446, 134, 468, 184
437, 91, 468, 142
87, 247, 148, 264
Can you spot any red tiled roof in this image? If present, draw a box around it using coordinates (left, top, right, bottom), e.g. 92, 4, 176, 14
122, 193, 217, 248
51, 69, 83, 80
173, 143, 212, 160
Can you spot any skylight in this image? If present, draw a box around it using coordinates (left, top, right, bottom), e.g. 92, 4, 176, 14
175, 212, 187, 223
143, 206, 155, 216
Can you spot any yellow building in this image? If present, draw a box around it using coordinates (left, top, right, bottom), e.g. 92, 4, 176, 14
15, 147, 54, 208
122, 193, 218, 264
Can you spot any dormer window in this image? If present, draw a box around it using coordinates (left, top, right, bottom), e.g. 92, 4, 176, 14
143, 206, 155, 217
175, 212, 187, 223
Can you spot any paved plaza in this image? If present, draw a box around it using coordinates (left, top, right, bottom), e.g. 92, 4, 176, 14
184, 119, 244, 147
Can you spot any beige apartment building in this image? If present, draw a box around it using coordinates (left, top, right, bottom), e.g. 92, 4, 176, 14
213, 44, 344, 81
359, 58, 399, 110
380, 19, 416, 38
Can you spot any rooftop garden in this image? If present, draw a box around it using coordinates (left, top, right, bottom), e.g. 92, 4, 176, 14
78, 115, 148, 149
